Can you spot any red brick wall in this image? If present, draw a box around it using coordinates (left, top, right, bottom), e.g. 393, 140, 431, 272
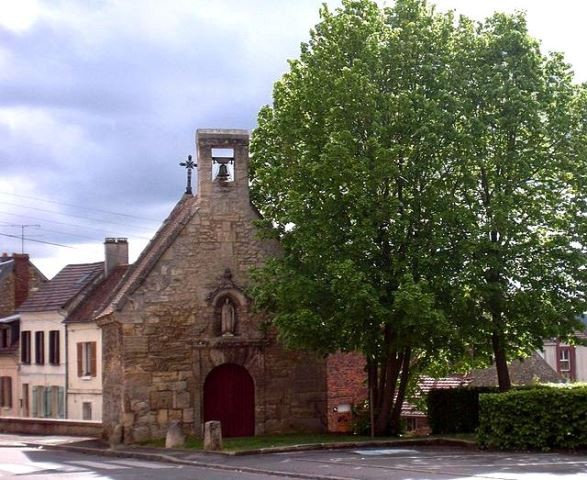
13, 254, 31, 308
326, 352, 367, 432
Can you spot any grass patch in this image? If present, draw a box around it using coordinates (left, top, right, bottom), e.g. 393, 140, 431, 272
144, 432, 476, 452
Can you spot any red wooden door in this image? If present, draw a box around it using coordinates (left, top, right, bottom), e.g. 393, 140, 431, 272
203, 363, 255, 437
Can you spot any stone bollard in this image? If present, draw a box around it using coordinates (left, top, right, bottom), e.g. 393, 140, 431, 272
109, 424, 123, 449
203, 420, 223, 451
166, 421, 186, 448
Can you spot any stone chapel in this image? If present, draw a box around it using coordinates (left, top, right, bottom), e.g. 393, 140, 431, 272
96, 129, 365, 443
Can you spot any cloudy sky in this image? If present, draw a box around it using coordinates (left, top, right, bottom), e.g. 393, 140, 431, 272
1, 0, 586, 278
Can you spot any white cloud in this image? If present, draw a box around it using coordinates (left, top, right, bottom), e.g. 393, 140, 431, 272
0, 0, 45, 33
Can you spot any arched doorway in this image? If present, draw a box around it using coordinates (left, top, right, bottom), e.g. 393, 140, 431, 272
203, 363, 255, 437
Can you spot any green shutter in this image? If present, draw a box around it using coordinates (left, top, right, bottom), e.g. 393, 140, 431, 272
57, 387, 64, 419
44, 387, 50, 418
31, 386, 38, 417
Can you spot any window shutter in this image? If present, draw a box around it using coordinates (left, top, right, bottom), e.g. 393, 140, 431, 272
31, 386, 38, 417
6, 378, 11, 408
44, 386, 50, 418
570, 346, 577, 381
55, 332, 60, 364
77, 343, 83, 377
90, 342, 97, 377
0, 378, 4, 406
58, 387, 65, 419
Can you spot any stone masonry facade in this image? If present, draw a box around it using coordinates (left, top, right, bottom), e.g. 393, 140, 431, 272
99, 130, 328, 443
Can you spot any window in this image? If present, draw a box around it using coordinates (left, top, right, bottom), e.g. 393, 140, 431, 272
82, 402, 92, 420
35, 331, 44, 365
77, 342, 97, 377
48, 330, 60, 365
557, 345, 575, 381
0, 328, 10, 348
21, 331, 31, 364
559, 348, 570, 373
0, 377, 12, 408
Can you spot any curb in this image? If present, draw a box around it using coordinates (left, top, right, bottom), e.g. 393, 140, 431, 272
22, 437, 478, 480
23, 442, 353, 480
225, 437, 478, 455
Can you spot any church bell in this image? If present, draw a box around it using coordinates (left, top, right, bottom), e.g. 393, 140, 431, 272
217, 163, 230, 181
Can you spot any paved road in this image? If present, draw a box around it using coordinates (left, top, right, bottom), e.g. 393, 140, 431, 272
1, 444, 587, 479
0, 446, 287, 479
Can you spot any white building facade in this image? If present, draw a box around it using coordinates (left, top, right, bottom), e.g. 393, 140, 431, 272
17, 262, 103, 418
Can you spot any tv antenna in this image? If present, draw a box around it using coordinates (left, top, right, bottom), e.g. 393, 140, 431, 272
6, 224, 40, 253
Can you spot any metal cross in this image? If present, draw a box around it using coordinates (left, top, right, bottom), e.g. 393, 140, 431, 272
179, 154, 196, 195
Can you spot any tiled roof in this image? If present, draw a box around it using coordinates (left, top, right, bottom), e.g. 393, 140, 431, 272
65, 265, 129, 323
97, 194, 196, 319
402, 376, 470, 416
18, 262, 103, 312
467, 352, 562, 386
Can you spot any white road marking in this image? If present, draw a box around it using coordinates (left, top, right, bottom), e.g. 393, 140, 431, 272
70, 460, 131, 470
0, 464, 44, 474
354, 448, 420, 456
109, 458, 177, 469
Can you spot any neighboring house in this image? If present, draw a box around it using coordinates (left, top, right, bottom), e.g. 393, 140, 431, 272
17, 262, 103, 418
97, 129, 340, 444
0, 314, 20, 417
0, 253, 46, 417
64, 239, 129, 422
467, 351, 562, 386
0, 253, 47, 319
542, 315, 587, 381
401, 353, 562, 433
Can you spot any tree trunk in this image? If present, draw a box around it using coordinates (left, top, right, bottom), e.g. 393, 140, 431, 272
373, 352, 402, 436
389, 346, 411, 434
492, 330, 511, 391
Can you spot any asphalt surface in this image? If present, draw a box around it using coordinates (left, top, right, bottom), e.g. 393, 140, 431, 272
0, 446, 288, 479
1, 435, 587, 479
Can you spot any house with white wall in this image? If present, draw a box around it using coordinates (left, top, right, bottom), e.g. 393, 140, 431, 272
0, 253, 47, 417
542, 315, 587, 382
17, 262, 103, 418
65, 238, 128, 421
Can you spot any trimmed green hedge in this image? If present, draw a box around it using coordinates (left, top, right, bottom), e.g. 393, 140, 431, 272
478, 386, 587, 450
427, 387, 498, 434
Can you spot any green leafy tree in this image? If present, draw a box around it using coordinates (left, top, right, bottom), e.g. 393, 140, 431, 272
451, 13, 587, 390
250, 0, 587, 434
250, 0, 465, 435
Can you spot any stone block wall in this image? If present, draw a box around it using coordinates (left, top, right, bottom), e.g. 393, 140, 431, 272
0, 417, 102, 436
101, 320, 123, 440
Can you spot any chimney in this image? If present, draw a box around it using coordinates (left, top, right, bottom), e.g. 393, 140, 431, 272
104, 238, 129, 276
12, 253, 31, 308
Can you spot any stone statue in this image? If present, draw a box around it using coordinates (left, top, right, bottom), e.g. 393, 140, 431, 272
221, 298, 236, 336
